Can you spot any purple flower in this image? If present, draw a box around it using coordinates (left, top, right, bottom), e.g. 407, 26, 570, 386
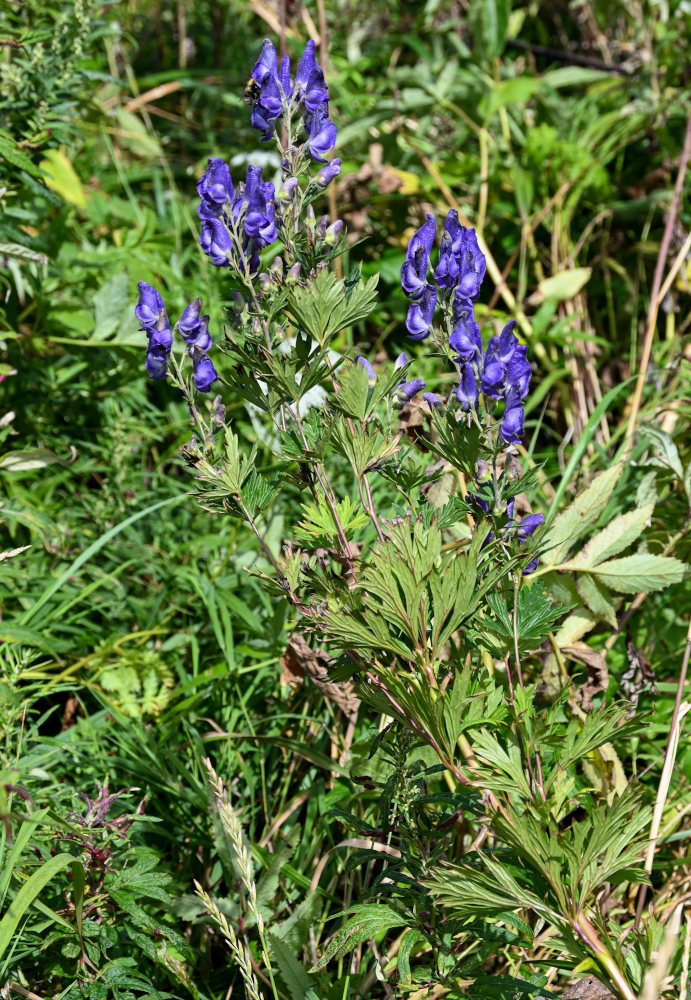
356, 356, 377, 385
423, 392, 443, 409
305, 104, 337, 162
401, 215, 436, 298
406, 284, 437, 339
449, 311, 482, 360
515, 513, 544, 540
200, 218, 234, 266
456, 227, 486, 300
179, 298, 203, 338
456, 364, 478, 412
500, 396, 525, 444
145, 343, 169, 380
395, 378, 425, 402
394, 352, 408, 370
294, 41, 329, 112
197, 158, 234, 217
506, 349, 532, 398
316, 157, 342, 188
324, 219, 343, 245
251, 39, 278, 87
193, 355, 218, 392
435, 209, 464, 290
135, 281, 168, 331
481, 360, 505, 399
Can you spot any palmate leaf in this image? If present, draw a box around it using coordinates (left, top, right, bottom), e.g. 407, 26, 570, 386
309, 903, 409, 971
285, 270, 379, 346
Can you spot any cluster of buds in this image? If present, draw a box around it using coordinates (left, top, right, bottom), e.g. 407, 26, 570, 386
401, 212, 532, 444
136, 282, 218, 391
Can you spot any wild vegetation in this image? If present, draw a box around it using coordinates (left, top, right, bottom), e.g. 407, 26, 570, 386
1, 1, 690, 998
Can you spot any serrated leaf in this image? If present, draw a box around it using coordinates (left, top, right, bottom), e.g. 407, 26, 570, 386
572, 503, 653, 567
397, 927, 423, 985
575, 574, 617, 627
269, 932, 315, 1000
542, 463, 624, 565
0, 242, 48, 264
590, 553, 688, 594
309, 904, 407, 972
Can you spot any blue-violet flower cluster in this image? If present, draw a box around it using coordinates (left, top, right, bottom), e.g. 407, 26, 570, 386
249, 39, 338, 163
136, 282, 218, 392
401, 211, 532, 443
198, 161, 277, 274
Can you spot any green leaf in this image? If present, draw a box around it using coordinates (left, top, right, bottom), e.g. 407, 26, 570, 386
0, 242, 48, 265
397, 927, 423, 985
309, 904, 408, 971
0, 448, 73, 473
540, 67, 613, 88
535, 267, 592, 303
269, 932, 315, 1000
483, 76, 540, 116
0, 853, 79, 960
469, 0, 510, 60
93, 273, 131, 340
591, 553, 688, 594
542, 463, 624, 566
576, 574, 617, 627
38, 148, 88, 208
0, 623, 62, 658
571, 503, 654, 567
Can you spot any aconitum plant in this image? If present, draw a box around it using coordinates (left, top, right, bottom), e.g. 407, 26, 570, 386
134, 37, 654, 1000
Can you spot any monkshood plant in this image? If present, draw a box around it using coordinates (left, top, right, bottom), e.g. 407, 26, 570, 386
134, 38, 685, 1000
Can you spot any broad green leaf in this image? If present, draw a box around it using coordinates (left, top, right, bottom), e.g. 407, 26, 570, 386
38, 148, 88, 208
591, 553, 688, 594
542, 463, 624, 566
576, 574, 617, 627
397, 927, 423, 985
571, 503, 654, 567
0, 853, 79, 960
535, 267, 591, 303
469, 0, 510, 60
115, 108, 163, 159
483, 76, 540, 116
93, 273, 131, 340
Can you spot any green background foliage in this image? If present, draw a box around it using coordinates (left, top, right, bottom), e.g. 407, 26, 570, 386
0, 0, 690, 996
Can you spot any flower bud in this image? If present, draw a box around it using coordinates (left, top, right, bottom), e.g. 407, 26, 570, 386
286, 262, 302, 285
278, 177, 299, 203
232, 292, 246, 314
258, 272, 272, 294
316, 214, 329, 238
305, 204, 316, 231
324, 220, 344, 246
475, 458, 491, 483
316, 157, 342, 188
212, 395, 226, 425
270, 256, 283, 279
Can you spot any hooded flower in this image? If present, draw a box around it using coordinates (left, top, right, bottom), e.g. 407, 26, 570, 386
136, 282, 172, 379
406, 284, 437, 340
401, 215, 436, 299
193, 355, 218, 393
